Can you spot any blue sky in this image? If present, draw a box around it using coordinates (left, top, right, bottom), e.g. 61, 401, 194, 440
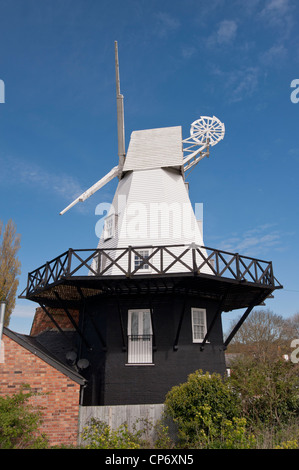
0, 0, 298, 335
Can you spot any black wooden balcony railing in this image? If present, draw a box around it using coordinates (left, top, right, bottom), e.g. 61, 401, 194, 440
22, 244, 281, 298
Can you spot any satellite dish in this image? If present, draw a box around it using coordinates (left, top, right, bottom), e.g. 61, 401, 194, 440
77, 358, 90, 370
190, 116, 225, 146
66, 350, 77, 366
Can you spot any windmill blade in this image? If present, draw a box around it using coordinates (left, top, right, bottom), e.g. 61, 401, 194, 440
60, 165, 119, 215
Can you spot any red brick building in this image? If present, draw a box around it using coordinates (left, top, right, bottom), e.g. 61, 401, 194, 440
0, 308, 86, 447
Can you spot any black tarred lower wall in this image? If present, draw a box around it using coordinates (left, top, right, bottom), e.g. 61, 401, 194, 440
79, 293, 226, 406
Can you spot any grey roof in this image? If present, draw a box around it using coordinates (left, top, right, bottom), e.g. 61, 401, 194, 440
123, 126, 183, 172
3, 327, 86, 385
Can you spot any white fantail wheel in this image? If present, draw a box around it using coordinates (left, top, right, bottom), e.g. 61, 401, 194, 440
190, 116, 225, 146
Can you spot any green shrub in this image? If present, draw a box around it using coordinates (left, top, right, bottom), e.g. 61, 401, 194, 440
0, 385, 48, 449
274, 440, 298, 449
81, 418, 150, 449
164, 370, 242, 448
228, 356, 299, 426
193, 411, 256, 449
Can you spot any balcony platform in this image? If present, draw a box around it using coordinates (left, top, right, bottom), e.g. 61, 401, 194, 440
20, 244, 282, 312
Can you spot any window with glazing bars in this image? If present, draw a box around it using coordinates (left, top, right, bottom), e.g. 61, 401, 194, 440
191, 308, 207, 343
134, 250, 150, 270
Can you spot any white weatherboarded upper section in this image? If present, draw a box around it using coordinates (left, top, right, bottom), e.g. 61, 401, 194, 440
123, 126, 183, 172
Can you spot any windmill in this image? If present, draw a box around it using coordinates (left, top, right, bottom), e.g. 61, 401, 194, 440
21, 42, 281, 408
60, 42, 225, 276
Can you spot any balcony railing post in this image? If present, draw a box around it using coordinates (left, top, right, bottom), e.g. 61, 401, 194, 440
215, 250, 220, 276
269, 262, 274, 286
67, 249, 73, 276
44, 262, 49, 286
128, 246, 132, 276
192, 246, 197, 273
235, 253, 240, 280
97, 250, 102, 274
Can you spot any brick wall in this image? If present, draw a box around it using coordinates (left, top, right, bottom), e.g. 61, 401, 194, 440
0, 334, 81, 447
30, 307, 80, 336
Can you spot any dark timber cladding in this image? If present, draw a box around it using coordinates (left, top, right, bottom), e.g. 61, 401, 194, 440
78, 292, 229, 405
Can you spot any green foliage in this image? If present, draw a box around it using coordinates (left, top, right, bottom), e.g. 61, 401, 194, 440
81, 417, 176, 449
164, 370, 242, 448
192, 409, 256, 449
80, 361, 299, 450
0, 219, 21, 326
0, 385, 48, 449
153, 420, 175, 449
228, 356, 299, 426
274, 440, 298, 449
81, 418, 150, 449
218, 417, 256, 449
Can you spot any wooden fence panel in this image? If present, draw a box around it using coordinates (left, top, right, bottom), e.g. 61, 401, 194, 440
78, 404, 165, 445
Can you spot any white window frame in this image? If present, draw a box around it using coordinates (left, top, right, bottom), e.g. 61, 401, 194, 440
133, 249, 151, 272
127, 309, 153, 364
103, 214, 115, 241
191, 308, 207, 343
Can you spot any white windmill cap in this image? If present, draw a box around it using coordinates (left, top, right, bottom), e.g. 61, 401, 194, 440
123, 126, 183, 172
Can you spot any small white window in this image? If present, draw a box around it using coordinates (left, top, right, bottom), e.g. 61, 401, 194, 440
134, 250, 150, 270
103, 214, 115, 240
191, 308, 207, 343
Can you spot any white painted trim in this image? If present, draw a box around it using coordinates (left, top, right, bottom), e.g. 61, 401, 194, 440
191, 307, 207, 343
127, 309, 153, 364
132, 248, 152, 273
103, 213, 116, 241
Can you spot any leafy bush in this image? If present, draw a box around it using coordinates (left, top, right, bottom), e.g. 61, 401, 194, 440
274, 440, 298, 449
193, 411, 256, 449
228, 356, 299, 426
164, 370, 242, 448
0, 385, 48, 449
81, 418, 151, 449
81, 417, 176, 449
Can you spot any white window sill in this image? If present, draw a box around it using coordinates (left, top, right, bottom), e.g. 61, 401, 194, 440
125, 363, 155, 366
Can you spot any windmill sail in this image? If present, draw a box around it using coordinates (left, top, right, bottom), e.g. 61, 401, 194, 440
60, 41, 125, 216
59, 165, 119, 215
